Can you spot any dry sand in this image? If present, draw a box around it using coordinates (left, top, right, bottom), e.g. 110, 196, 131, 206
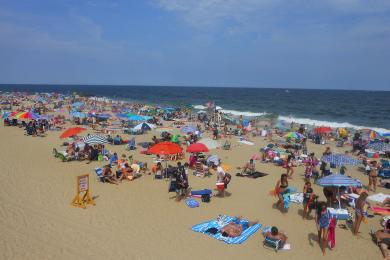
0, 122, 387, 260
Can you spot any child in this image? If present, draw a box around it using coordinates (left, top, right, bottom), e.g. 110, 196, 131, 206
304, 162, 313, 182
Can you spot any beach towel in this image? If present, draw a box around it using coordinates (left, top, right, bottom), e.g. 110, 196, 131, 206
238, 140, 255, 146
289, 193, 304, 204
368, 193, 390, 203
185, 198, 199, 208
191, 189, 212, 196
371, 206, 390, 216
236, 172, 268, 178
328, 217, 337, 249
192, 216, 262, 244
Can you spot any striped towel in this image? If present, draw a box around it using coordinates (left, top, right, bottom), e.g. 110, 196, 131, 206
191, 215, 262, 244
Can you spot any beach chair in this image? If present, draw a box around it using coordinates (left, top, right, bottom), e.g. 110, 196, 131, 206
94, 167, 105, 183
263, 237, 282, 252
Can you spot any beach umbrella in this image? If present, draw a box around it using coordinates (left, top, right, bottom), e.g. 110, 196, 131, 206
317, 174, 362, 187
186, 143, 209, 153
314, 127, 332, 134
2, 112, 10, 118
369, 130, 381, 140
383, 133, 390, 139
82, 134, 108, 145
284, 132, 304, 140
71, 111, 87, 118
338, 128, 348, 138
72, 102, 84, 108
181, 125, 196, 134
317, 173, 362, 208
9, 111, 21, 117
207, 155, 220, 166
14, 111, 40, 120
321, 153, 360, 167
128, 115, 147, 121
96, 113, 111, 119
367, 142, 390, 152
60, 127, 87, 139
116, 113, 128, 119
148, 141, 182, 155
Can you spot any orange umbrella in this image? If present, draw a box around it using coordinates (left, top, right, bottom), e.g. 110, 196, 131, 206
148, 141, 182, 155
60, 127, 87, 139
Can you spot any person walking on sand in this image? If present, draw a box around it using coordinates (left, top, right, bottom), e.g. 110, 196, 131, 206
316, 202, 330, 256
353, 192, 370, 236
286, 154, 294, 179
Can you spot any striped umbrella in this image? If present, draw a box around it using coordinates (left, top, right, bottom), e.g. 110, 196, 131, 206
317, 174, 362, 187
82, 135, 108, 145
321, 153, 360, 167
367, 142, 390, 152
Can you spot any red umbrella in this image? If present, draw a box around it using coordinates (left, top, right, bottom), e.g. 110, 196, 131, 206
314, 127, 332, 134
186, 143, 209, 153
60, 127, 87, 139
148, 141, 182, 155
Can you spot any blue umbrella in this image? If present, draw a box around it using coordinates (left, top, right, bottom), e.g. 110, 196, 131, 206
71, 111, 87, 118
321, 153, 360, 167
2, 112, 10, 118
367, 142, 390, 152
72, 102, 84, 107
128, 115, 149, 121
181, 125, 196, 134
317, 173, 362, 208
316, 174, 361, 187
96, 113, 111, 119
116, 113, 128, 119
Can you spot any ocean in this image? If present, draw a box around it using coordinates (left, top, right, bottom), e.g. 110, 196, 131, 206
0, 84, 389, 132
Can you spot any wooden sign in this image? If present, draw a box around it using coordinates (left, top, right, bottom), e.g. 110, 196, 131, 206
71, 174, 95, 209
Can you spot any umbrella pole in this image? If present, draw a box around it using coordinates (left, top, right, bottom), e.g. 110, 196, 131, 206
337, 186, 341, 209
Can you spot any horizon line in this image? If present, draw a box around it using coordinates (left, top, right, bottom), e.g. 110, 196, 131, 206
0, 83, 389, 92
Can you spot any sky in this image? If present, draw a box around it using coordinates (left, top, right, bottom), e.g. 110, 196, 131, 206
0, 0, 389, 90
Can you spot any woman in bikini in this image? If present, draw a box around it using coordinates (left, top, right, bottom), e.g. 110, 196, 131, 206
275, 174, 289, 211
369, 161, 378, 192
353, 192, 370, 236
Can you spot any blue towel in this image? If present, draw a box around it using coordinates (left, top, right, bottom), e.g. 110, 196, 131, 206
191, 189, 212, 196
185, 199, 199, 208
192, 215, 261, 244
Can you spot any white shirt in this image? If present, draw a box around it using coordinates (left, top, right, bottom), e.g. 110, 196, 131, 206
217, 166, 225, 182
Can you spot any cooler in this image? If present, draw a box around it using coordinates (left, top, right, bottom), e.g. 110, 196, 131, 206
216, 182, 225, 191
327, 207, 349, 220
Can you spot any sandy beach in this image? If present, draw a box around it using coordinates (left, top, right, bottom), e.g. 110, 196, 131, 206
0, 107, 387, 260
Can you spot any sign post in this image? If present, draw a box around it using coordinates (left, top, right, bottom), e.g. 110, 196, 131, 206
71, 174, 95, 209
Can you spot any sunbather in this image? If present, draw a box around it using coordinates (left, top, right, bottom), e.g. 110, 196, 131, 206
374, 219, 390, 260
265, 226, 288, 247
102, 165, 119, 185
220, 217, 258, 238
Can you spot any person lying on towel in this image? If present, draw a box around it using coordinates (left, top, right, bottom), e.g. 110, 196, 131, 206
265, 226, 288, 246
220, 217, 258, 238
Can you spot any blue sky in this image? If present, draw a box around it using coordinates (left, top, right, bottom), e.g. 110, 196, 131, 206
0, 0, 389, 90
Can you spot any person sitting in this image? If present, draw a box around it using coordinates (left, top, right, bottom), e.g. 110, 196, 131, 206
265, 226, 288, 247
220, 217, 258, 238
113, 135, 123, 145
241, 159, 256, 176
102, 165, 119, 185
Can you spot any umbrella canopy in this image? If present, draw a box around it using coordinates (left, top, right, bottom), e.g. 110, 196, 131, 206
367, 142, 390, 152
321, 153, 360, 167
207, 155, 220, 165
186, 143, 209, 153
96, 113, 111, 119
338, 128, 348, 138
383, 133, 390, 139
181, 125, 197, 134
284, 132, 304, 140
316, 173, 361, 187
60, 127, 87, 139
128, 115, 147, 121
314, 127, 332, 134
148, 142, 182, 155
369, 130, 381, 140
71, 111, 87, 118
82, 135, 108, 145
14, 111, 40, 120
72, 102, 84, 107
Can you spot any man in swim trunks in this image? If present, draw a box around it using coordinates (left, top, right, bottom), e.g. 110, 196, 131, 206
265, 226, 288, 246
220, 217, 258, 238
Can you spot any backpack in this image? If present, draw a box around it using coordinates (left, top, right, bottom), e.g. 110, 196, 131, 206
201, 194, 210, 202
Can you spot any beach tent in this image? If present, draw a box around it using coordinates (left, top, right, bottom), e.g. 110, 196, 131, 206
133, 122, 156, 131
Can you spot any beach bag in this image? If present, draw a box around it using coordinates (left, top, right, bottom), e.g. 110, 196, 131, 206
201, 194, 210, 203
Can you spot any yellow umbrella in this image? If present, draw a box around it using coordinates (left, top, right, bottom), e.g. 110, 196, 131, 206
338, 128, 347, 138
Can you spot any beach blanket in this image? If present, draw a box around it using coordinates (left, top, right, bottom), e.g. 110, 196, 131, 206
191, 216, 262, 244
368, 193, 390, 203
289, 193, 304, 204
236, 172, 268, 178
371, 206, 390, 216
185, 198, 199, 208
238, 140, 255, 146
